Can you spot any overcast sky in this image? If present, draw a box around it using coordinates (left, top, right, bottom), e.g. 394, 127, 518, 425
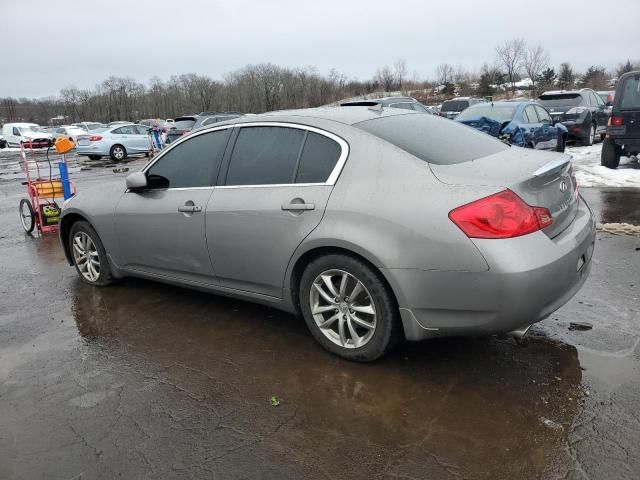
2, 0, 639, 98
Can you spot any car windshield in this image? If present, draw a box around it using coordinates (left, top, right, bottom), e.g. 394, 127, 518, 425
456, 104, 517, 122
355, 114, 507, 165
441, 100, 470, 112
620, 75, 640, 109
173, 118, 196, 129
538, 94, 582, 108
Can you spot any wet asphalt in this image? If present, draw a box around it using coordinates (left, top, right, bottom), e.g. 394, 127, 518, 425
0, 149, 639, 479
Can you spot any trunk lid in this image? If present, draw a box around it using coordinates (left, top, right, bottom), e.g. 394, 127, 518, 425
430, 148, 579, 238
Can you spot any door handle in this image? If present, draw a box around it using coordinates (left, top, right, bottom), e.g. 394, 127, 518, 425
178, 205, 202, 213
281, 202, 315, 211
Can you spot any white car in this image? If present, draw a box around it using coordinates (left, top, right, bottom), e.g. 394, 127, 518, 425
76, 124, 151, 161
1, 123, 53, 148
54, 126, 87, 143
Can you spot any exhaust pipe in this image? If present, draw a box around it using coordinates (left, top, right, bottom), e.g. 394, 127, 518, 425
507, 324, 533, 340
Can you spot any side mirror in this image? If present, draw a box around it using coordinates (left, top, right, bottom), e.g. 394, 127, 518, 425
126, 171, 147, 190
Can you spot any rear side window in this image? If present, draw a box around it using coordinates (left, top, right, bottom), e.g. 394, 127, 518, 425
620, 75, 640, 110
355, 114, 507, 165
295, 132, 342, 183
146, 129, 230, 188
226, 127, 305, 185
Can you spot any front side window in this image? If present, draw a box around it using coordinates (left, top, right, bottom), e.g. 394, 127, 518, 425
535, 106, 553, 124
225, 126, 305, 186
146, 129, 231, 188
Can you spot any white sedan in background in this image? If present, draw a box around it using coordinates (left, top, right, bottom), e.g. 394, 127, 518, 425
76, 124, 151, 161
54, 126, 87, 143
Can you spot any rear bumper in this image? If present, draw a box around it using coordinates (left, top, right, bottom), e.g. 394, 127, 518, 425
559, 120, 589, 139
384, 195, 596, 341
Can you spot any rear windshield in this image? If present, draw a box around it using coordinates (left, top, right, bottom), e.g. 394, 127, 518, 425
172, 118, 196, 129
620, 75, 640, 110
341, 101, 377, 107
441, 100, 469, 112
538, 94, 582, 108
355, 114, 508, 165
456, 103, 517, 122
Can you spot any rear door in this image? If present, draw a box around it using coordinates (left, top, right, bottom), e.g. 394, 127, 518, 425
618, 73, 640, 138
206, 124, 347, 297
113, 128, 231, 283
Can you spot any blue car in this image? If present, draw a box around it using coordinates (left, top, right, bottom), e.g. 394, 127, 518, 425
455, 101, 568, 152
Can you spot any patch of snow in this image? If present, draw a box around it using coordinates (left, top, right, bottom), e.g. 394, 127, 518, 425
567, 143, 640, 188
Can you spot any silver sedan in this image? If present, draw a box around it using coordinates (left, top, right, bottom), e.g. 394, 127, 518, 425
76, 124, 151, 161
59, 108, 595, 361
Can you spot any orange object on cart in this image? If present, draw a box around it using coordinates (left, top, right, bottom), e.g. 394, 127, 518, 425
54, 138, 75, 154
33, 180, 64, 198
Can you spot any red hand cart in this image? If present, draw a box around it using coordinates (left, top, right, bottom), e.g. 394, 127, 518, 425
18, 140, 77, 234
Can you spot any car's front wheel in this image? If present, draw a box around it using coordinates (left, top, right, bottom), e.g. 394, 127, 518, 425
69, 221, 114, 286
556, 134, 566, 153
110, 144, 127, 161
299, 254, 402, 361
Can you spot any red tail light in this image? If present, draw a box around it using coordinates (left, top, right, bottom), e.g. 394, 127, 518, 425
88, 135, 103, 141
611, 116, 623, 127
449, 190, 553, 239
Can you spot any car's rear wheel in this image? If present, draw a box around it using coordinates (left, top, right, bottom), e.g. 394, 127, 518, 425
299, 254, 402, 361
581, 124, 595, 146
88, 155, 102, 160
69, 221, 114, 286
556, 134, 566, 152
110, 144, 126, 161
19, 198, 35, 233
601, 138, 622, 169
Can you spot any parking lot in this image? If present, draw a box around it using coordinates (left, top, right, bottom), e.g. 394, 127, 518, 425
0, 145, 639, 479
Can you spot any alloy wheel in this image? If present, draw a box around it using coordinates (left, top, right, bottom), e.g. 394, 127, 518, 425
72, 231, 100, 282
113, 147, 125, 160
309, 269, 377, 349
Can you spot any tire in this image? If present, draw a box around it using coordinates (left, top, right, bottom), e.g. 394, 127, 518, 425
19, 198, 35, 233
600, 133, 606, 142
69, 221, 114, 286
581, 123, 595, 146
88, 155, 102, 160
556, 134, 566, 153
110, 144, 127, 161
601, 139, 621, 169
299, 254, 402, 362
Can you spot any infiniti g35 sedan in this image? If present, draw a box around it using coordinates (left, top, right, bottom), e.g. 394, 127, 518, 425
59, 107, 596, 361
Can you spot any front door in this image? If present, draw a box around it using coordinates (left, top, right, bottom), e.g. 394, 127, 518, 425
206, 125, 346, 298
113, 128, 231, 283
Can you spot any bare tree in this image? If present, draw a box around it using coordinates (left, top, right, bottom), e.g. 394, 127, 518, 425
522, 45, 549, 96
394, 59, 408, 94
495, 39, 526, 94
375, 65, 395, 93
435, 63, 455, 86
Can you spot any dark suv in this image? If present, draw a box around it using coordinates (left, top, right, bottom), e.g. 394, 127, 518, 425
340, 96, 432, 113
538, 89, 610, 146
439, 97, 486, 119
601, 71, 640, 169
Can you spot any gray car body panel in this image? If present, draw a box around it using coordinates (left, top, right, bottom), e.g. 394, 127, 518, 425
60, 107, 596, 342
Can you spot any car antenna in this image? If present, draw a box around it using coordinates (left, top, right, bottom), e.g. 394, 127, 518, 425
368, 103, 384, 113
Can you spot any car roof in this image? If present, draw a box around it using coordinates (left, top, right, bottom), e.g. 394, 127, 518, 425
224, 106, 416, 127
341, 96, 417, 105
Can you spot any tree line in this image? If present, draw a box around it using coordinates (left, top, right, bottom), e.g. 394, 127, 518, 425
1, 41, 637, 126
